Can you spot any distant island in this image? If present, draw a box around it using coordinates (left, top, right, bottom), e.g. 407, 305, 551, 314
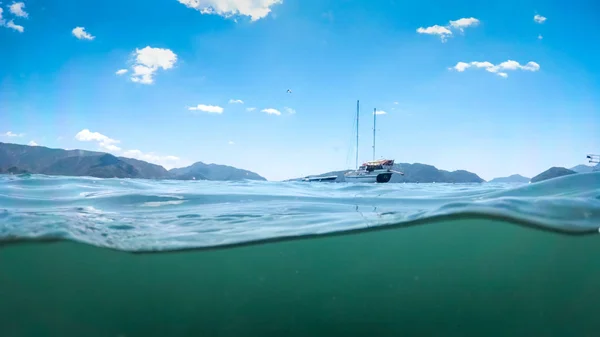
530, 167, 577, 183
3, 142, 597, 184
488, 174, 530, 184
570, 164, 597, 173
0, 142, 266, 181
291, 163, 485, 183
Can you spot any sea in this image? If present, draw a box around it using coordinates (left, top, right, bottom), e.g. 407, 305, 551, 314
1, 172, 600, 337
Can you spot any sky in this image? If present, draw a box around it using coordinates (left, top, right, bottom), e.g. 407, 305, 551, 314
1, 0, 599, 181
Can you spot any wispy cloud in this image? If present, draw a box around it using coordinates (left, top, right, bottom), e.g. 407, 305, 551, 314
416, 25, 452, 42
9, 2, 28, 18
393, 101, 399, 105
75, 129, 121, 152
450, 60, 540, 78
284, 107, 296, 114
538, 34, 543, 40
374, 110, 387, 115
7, 20, 24, 32
262, 108, 281, 116
122, 149, 181, 169
449, 17, 479, 31
74, 129, 181, 168
2, 131, 25, 137
229, 99, 244, 104
72, 27, 95, 40
115, 69, 128, 75
188, 104, 224, 114
0, 8, 23, 33
417, 17, 480, 42
246, 107, 256, 112
121, 46, 178, 85
228, 141, 235, 145
28, 140, 38, 146
177, 0, 283, 21
534, 14, 547, 24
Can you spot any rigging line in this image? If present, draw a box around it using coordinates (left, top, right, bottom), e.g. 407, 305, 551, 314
346, 103, 358, 169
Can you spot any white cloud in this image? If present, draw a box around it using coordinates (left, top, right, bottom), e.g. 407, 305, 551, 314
393, 101, 399, 105
538, 34, 543, 40
126, 46, 177, 84
453, 61, 471, 72
28, 140, 38, 146
177, 0, 283, 21
284, 107, 296, 114
188, 104, 224, 114
2, 131, 24, 137
115, 69, 128, 75
122, 149, 181, 169
73, 129, 181, 167
246, 107, 256, 112
450, 60, 541, 77
100, 143, 122, 152
6, 20, 24, 32
72, 27, 95, 40
534, 14, 547, 24
449, 17, 479, 31
416, 25, 452, 42
9, 2, 28, 18
229, 99, 244, 104
374, 110, 387, 115
75, 129, 119, 144
75, 129, 121, 151
228, 140, 235, 145
261, 108, 281, 116
417, 17, 480, 42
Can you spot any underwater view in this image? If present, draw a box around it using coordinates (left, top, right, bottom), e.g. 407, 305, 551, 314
2, 172, 600, 336
2, 0, 599, 335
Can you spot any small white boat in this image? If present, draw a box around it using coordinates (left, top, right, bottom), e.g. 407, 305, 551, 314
345, 159, 395, 183
302, 175, 338, 182
344, 100, 403, 183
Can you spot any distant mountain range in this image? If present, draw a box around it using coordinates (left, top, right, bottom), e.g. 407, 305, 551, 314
486, 163, 598, 184
488, 174, 530, 184
529, 163, 599, 183
291, 163, 485, 183
0, 142, 266, 181
169, 162, 265, 181
570, 164, 597, 173
2, 141, 597, 184
531, 167, 578, 183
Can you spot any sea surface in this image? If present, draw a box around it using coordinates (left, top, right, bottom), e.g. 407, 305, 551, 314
1, 172, 600, 337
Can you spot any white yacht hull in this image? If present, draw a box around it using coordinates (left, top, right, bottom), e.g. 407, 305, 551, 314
344, 170, 393, 183
344, 174, 378, 183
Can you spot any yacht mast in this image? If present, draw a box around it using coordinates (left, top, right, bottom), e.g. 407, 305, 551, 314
355, 100, 360, 170
373, 108, 376, 160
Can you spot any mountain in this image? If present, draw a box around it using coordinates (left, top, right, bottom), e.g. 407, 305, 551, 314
169, 162, 267, 181
390, 163, 484, 183
570, 164, 596, 173
530, 167, 577, 183
0, 142, 265, 181
42, 153, 141, 178
119, 157, 170, 179
292, 163, 484, 183
0, 166, 30, 174
488, 174, 530, 183
0, 142, 100, 173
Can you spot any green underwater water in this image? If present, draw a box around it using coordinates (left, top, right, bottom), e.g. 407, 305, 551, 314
1, 217, 599, 337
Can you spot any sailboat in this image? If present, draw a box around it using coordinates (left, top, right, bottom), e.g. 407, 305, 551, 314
344, 100, 403, 183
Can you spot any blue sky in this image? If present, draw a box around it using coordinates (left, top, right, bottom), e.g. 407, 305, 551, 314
1, 0, 599, 181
